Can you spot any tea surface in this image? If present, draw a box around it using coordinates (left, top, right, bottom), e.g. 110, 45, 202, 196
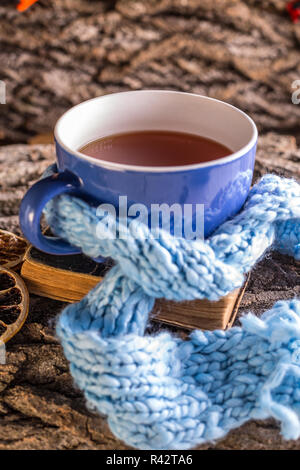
79, 130, 231, 167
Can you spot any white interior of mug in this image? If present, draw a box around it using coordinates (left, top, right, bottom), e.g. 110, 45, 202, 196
55, 90, 257, 172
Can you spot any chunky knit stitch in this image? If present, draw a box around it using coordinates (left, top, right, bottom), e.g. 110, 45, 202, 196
43, 170, 300, 449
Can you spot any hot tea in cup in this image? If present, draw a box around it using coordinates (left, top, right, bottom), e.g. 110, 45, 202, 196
79, 131, 231, 167
19, 90, 257, 259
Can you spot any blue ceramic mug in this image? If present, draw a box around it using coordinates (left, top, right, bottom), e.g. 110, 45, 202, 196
19, 90, 257, 258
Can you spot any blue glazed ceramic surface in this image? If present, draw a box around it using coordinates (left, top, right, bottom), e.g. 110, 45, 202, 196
56, 140, 256, 236
19, 91, 258, 258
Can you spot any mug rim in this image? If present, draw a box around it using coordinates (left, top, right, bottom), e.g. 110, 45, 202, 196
54, 90, 258, 173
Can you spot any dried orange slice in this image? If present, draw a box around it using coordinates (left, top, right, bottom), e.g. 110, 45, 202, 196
0, 267, 29, 343
0, 229, 28, 270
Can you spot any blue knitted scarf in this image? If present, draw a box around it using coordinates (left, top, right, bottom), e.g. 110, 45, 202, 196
43, 170, 300, 450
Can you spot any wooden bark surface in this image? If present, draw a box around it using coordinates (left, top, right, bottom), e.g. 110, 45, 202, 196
1, 0, 300, 144
0, 0, 299, 451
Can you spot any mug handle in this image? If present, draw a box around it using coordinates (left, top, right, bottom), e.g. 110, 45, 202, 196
19, 171, 82, 255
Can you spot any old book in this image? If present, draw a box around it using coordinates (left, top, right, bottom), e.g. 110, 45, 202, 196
21, 243, 248, 331
21, 245, 112, 302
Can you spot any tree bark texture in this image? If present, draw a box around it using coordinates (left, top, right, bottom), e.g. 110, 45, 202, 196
0, 0, 299, 450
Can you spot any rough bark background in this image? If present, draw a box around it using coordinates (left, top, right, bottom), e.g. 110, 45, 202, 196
1, 0, 300, 144
0, 0, 299, 450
